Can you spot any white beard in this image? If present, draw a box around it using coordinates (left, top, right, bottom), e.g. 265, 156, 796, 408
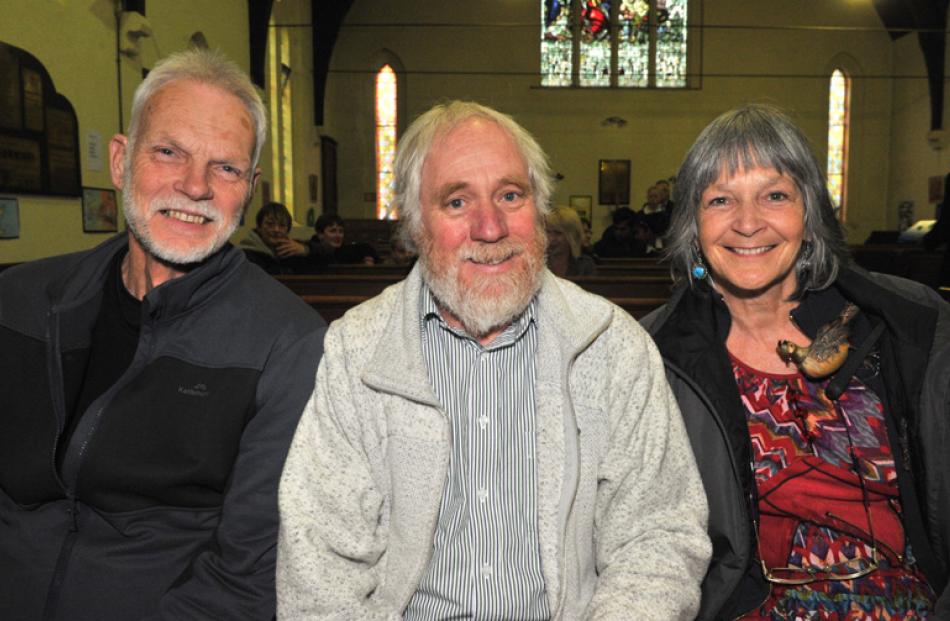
417, 226, 547, 338
122, 168, 242, 266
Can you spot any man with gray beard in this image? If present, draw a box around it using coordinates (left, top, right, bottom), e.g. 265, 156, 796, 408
0, 49, 325, 620
277, 101, 710, 619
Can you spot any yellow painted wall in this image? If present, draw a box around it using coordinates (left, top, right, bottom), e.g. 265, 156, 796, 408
886, 31, 950, 227
1, 0, 942, 262
0, 0, 251, 263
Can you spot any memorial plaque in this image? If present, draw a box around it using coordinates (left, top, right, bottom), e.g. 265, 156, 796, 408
48, 148, 78, 194
0, 48, 21, 130
0, 42, 80, 197
46, 106, 74, 149
0, 135, 41, 191
22, 67, 43, 132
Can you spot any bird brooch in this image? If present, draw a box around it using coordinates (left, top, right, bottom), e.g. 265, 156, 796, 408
777, 303, 859, 379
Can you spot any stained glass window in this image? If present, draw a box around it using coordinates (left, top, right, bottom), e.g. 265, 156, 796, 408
541, 0, 690, 88
618, 0, 650, 87
827, 68, 850, 218
655, 0, 688, 87
579, 1, 611, 86
376, 65, 397, 220
541, 0, 573, 86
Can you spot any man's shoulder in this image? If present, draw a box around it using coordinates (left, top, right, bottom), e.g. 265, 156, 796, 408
543, 273, 651, 352
329, 277, 406, 340
0, 246, 105, 326
225, 260, 328, 333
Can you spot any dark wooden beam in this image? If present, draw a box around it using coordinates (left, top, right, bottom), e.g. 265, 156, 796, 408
248, 0, 274, 89
311, 0, 354, 126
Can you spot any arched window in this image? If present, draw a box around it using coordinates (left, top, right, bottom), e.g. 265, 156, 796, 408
267, 17, 294, 208
375, 64, 398, 220
827, 68, 850, 219
542, 0, 691, 88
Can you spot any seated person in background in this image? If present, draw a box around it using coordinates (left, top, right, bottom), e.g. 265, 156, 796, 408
579, 215, 595, 256
593, 206, 647, 258
641, 181, 672, 237
239, 201, 310, 274
545, 205, 596, 277
387, 229, 417, 269
307, 213, 380, 267
633, 215, 663, 256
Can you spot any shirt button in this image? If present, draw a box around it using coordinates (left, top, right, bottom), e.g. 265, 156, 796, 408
480, 563, 493, 580
477, 414, 489, 430
477, 488, 488, 503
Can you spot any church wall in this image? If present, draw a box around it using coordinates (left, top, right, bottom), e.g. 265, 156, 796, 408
0, 0, 250, 263
887, 29, 950, 228
323, 0, 897, 243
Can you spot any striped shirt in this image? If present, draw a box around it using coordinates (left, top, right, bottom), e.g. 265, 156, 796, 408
403, 286, 550, 621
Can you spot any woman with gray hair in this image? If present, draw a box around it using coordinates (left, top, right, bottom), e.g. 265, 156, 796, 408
642, 104, 950, 619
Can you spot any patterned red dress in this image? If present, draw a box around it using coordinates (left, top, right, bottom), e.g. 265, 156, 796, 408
730, 354, 934, 620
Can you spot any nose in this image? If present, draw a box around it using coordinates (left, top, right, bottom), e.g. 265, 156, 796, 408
175, 162, 213, 201
732, 200, 766, 237
470, 202, 508, 243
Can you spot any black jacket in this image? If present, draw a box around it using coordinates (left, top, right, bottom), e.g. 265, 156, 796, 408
642, 267, 950, 620
0, 234, 326, 620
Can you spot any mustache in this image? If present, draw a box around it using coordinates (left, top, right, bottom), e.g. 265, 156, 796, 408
458, 241, 524, 263
148, 196, 221, 221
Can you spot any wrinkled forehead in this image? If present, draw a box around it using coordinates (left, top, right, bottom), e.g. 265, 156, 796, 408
424, 117, 529, 178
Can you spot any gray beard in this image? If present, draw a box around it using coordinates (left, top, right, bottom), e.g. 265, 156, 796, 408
122, 169, 243, 266
417, 228, 547, 339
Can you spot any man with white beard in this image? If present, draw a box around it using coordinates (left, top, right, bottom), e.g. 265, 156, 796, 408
277, 101, 710, 620
0, 49, 325, 620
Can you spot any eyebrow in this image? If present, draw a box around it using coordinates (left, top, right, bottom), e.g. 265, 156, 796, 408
498, 176, 530, 191
150, 135, 250, 169
435, 182, 469, 204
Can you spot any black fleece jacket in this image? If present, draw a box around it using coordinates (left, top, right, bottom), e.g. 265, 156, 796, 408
642, 267, 950, 620
0, 234, 326, 620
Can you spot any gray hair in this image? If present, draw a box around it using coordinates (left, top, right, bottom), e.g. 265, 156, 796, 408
393, 101, 553, 251
666, 104, 850, 299
126, 48, 267, 173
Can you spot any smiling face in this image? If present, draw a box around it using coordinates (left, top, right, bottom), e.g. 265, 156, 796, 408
258, 214, 291, 249
415, 117, 545, 340
698, 164, 805, 300
318, 224, 345, 249
112, 79, 258, 265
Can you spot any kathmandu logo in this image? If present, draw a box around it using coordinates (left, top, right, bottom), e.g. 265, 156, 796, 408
178, 383, 210, 397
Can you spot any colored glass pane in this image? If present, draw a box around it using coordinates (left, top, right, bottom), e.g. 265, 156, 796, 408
541, 0, 573, 86
617, 0, 650, 87
376, 65, 397, 220
827, 69, 850, 217
656, 0, 688, 87
539, 0, 690, 88
579, 1, 611, 86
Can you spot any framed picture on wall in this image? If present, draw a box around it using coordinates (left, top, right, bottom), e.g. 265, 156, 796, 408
569, 195, 592, 222
0, 197, 19, 239
598, 159, 630, 206
82, 187, 118, 233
